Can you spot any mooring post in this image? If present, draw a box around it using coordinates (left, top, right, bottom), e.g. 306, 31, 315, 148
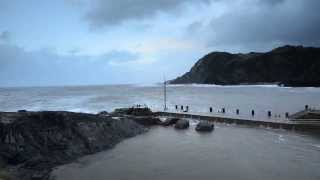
236, 109, 239, 115
305, 105, 309, 111
285, 112, 289, 118
210, 107, 212, 113
222, 108, 225, 113
181, 105, 184, 111
268, 111, 271, 118
175, 105, 178, 110
251, 110, 255, 116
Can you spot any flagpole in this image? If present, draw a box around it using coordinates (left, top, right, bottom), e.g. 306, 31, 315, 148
164, 76, 167, 111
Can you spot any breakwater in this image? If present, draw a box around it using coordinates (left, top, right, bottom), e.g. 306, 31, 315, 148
156, 111, 320, 132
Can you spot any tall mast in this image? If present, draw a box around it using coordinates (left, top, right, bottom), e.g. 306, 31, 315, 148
164, 76, 167, 111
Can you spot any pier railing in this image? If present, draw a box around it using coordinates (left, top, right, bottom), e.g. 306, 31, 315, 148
166, 104, 320, 121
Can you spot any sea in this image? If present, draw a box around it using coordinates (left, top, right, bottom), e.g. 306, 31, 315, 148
0, 84, 319, 117
1, 84, 320, 180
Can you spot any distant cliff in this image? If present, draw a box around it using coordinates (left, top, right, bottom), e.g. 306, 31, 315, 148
170, 45, 320, 87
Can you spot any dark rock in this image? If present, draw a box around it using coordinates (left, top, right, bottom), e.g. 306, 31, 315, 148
170, 45, 320, 87
290, 110, 320, 120
161, 118, 180, 126
174, 119, 189, 129
196, 121, 214, 132
18, 110, 27, 113
0, 111, 146, 180
113, 107, 153, 116
131, 116, 162, 126
97, 111, 109, 116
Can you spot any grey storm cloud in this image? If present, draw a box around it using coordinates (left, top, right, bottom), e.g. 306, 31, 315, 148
83, 0, 320, 49
188, 0, 320, 50
85, 0, 210, 27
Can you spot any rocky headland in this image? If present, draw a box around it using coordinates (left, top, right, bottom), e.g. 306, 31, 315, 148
170, 45, 320, 87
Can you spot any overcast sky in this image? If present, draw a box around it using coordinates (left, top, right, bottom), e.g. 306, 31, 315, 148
1, 0, 320, 87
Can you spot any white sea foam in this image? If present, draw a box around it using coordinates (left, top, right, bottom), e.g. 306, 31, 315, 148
67, 108, 96, 114
167, 83, 286, 88
311, 144, 320, 149
132, 83, 160, 87
278, 135, 285, 142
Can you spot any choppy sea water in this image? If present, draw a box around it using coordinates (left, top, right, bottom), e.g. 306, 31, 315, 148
0, 84, 319, 119
51, 122, 320, 180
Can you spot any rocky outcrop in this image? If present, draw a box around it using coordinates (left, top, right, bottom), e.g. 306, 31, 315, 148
97, 111, 109, 116
170, 45, 320, 87
0, 111, 147, 180
131, 116, 162, 126
174, 119, 189, 129
195, 121, 214, 132
111, 108, 161, 126
162, 118, 180, 126
113, 107, 154, 116
290, 110, 320, 120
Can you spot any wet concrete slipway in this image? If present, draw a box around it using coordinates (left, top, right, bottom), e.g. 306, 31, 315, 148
51, 119, 320, 180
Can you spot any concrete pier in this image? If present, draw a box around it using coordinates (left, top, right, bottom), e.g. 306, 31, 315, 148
156, 111, 320, 132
